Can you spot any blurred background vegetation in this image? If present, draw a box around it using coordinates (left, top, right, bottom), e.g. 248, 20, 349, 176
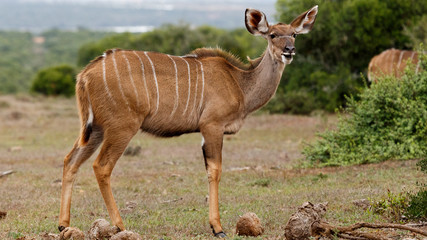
0, 0, 425, 114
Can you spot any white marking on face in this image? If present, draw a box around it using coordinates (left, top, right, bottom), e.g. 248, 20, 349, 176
281, 54, 293, 64
123, 52, 140, 108
144, 52, 160, 115
133, 51, 151, 109
180, 57, 191, 115
195, 59, 205, 112
102, 54, 116, 105
112, 50, 131, 111
167, 55, 179, 118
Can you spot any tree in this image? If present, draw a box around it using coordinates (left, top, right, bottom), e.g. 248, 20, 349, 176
31, 64, 76, 97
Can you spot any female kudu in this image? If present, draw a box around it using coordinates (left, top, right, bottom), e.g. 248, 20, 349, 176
58, 6, 318, 237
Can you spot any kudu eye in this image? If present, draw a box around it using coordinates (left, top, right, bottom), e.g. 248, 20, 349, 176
292, 33, 297, 38
270, 34, 276, 39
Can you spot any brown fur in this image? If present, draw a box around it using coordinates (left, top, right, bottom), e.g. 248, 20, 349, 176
368, 49, 420, 82
58, 6, 318, 237
190, 47, 265, 71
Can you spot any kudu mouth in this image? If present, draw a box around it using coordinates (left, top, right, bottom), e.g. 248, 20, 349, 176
281, 52, 296, 63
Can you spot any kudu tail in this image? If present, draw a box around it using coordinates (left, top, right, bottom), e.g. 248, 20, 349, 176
76, 73, 93, 146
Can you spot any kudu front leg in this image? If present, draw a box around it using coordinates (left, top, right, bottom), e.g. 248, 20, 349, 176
201, 125, 226, 238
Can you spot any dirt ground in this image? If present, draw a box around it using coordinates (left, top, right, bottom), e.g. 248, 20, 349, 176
0, 95, 425, 239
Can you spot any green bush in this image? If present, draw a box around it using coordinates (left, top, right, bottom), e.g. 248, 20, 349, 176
406, 189, 427, 220
303, 50, 427, 166
273, 0, 427, 113
31, 64, 76, 97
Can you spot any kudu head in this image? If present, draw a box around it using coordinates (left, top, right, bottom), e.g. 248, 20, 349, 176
245, 5, 318, 64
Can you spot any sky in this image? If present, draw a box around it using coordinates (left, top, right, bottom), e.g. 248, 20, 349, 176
0, 0, 277, 32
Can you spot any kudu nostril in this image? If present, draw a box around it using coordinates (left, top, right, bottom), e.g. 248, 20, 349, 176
285, 46, 296, 53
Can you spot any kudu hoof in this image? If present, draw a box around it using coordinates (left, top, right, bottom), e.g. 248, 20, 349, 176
58, 226, 66, 232
214, 231, 227, 238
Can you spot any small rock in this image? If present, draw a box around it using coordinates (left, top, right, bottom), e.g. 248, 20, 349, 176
236, 212, 264, 237
123, 146, 141, 156
351, 199, 370, 210
9, 146, 22, 152
59, 227, 84, 240
88, 219, 119, 240
121, 201, 138, 214
110, 230, 142, 240
0, 211, 7, 219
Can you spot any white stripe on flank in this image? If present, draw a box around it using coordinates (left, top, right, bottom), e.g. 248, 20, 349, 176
181, 57, 191, 115
390, 50, 396, 73
397, 50, 404, 70
88, 102, 94, 125
86, 80, 94, 125
112, 50, 131, 111
102, 53, 116, 105
410, 51, 416, 61
132, 51, 150, 108
168, 55, 179, 117
190, 60, 199, 116
122, 51, 140, 107
144, 52, 160, 115
195, 59, 205, 112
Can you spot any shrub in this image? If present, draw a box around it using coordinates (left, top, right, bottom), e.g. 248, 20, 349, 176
31, 64, 76, 97
406, 189, 427, 220
303, 50, 427, 166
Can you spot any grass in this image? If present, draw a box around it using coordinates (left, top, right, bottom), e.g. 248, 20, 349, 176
0, 95, 425, 239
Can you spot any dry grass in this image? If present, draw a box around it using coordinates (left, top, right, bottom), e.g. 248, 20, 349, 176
0, 95, 425, 239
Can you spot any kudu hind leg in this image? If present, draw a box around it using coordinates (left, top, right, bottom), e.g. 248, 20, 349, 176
92, 127, 138, 231
59, 127, 103, 231
201, 125, 226, 237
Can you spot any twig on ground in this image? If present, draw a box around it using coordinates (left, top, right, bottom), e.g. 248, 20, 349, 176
284, 202, 427, 240
313, 221, 427, 240
161, 197, 183, 204
0, 170, 14, 178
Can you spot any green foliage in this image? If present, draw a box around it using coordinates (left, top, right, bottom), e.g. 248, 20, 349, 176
250, 178, 271, 187
77, 24, 266, 67
40, 29, 112, 67
370, 190, 409, 222
273, 0, 427, 113
31, 64, 76, 97
303, 51, 427, 166
0, 31, 34, 93
404, 14, 427, 48
406, 189, 427, 220
0, 30, 109, 94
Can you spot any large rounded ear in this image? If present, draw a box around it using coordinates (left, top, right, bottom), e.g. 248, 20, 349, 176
245, 8, 269, 36
290, 5, 318, 34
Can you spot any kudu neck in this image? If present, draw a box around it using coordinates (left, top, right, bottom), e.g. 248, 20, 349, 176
239, 48, 286, 115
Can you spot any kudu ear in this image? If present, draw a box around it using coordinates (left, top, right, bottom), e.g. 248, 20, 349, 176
290, 5, 318, 34
245, 8, 269, 36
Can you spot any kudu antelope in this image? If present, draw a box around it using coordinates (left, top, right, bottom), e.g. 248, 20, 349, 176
368, 48, 420, 82
58, 6, 318, 237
